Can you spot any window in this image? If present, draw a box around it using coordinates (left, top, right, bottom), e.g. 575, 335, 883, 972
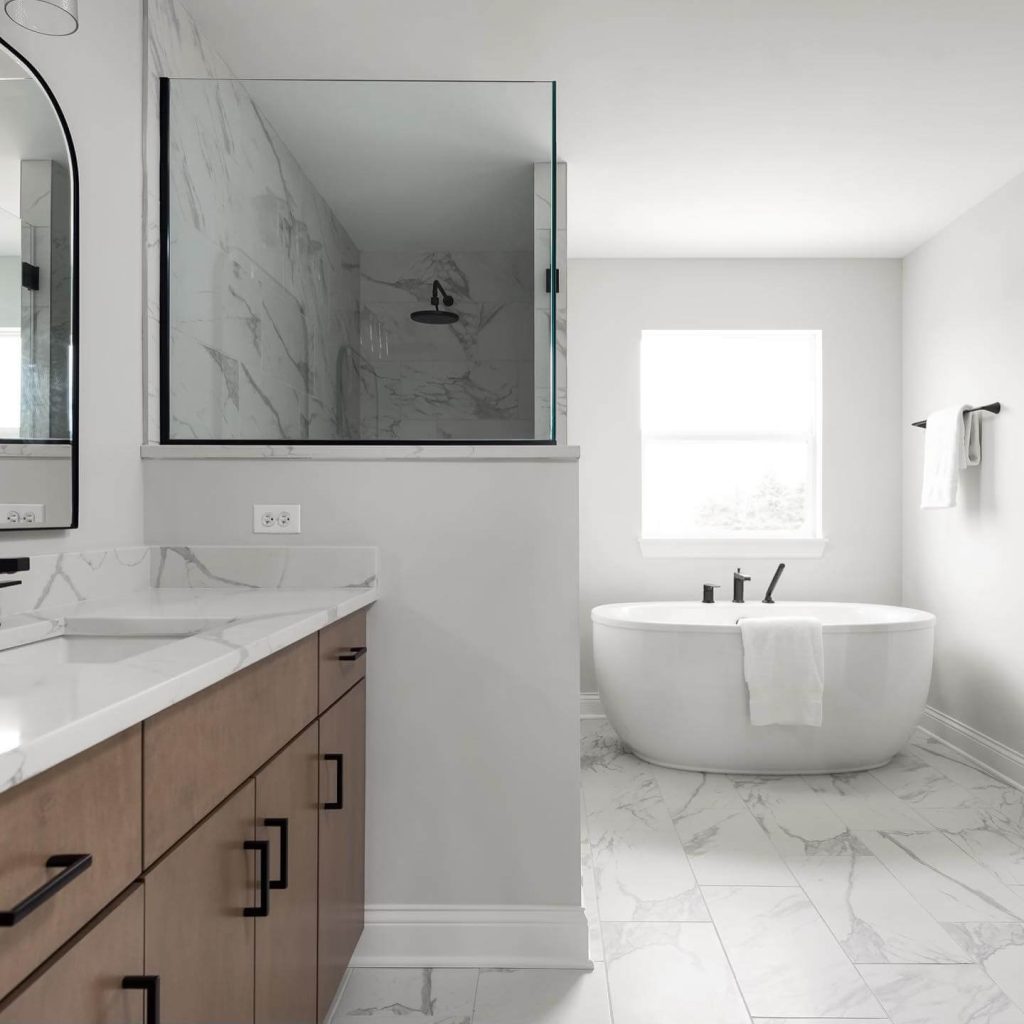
0, 327, 21, 438
640, 329, 824, 557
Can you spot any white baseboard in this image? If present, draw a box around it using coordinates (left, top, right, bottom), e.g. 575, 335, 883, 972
920, 705, 1024, 791
580, 692, 605, 718
349, 904, 592, 970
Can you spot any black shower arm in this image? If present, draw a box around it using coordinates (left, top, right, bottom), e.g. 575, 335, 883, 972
430, 280, 454, 308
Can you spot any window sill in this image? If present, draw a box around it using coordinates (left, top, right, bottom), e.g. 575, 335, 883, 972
639, 537, 828, 559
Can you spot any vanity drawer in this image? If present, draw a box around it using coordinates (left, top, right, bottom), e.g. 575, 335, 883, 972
0, 728, 142, 1001
319, 611, 367, 711
143, 635, 317, 865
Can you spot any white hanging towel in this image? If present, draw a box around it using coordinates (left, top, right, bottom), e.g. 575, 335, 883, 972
920, 405, 982, 509
740, 616, 824, 727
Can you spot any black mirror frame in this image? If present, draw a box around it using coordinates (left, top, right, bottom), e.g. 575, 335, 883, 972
0, 32, 79, 531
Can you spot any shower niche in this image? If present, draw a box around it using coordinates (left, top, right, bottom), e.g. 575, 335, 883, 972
160, 78, 559, 444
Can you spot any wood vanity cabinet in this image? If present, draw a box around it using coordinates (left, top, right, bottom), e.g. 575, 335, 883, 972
0, 609, 370, 1024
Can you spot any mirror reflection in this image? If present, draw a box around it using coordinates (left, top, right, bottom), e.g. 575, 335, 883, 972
163, 78, 556, 443
0, 43, 76, 529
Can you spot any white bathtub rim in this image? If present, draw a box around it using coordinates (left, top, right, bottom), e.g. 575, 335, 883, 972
591, 600, 935, 635
629, 748, 897, 776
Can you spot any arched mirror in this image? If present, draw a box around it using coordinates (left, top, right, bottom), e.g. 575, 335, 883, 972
0, 36, 77, 529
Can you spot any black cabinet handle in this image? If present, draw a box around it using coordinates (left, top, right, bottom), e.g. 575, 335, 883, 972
122, 975, 160, 1024
336, 646, 367, 662
0, 853, 92, 927
324, 753, 344, 810
244, 839, 270, 917
264, 818, 288, 891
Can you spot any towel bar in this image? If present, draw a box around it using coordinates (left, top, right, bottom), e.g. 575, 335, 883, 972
912, 402, 1001, 428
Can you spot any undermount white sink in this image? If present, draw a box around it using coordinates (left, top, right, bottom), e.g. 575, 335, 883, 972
0, 633, 192, 668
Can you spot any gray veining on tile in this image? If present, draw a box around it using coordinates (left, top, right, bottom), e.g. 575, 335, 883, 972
704, 884, 886, 1018
472, 966, 611, 1024
804, 772, 934, 832
603, 922, 750, 1024
947, 923, 1024, 1013
859, 963, 1024, 1023
332, 968, 478, 1022
919, 806, 1024, 885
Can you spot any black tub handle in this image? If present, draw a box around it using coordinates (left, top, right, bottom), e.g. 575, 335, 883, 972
0, 853, 92, 927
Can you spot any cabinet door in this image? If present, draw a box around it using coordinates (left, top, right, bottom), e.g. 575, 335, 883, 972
0, 886, 144, 1023
317, 681, 366, 1021
255, 725, 318, 1024
144, 782, 256, 1024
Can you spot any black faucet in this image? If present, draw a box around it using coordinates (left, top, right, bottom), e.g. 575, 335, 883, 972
702, 584, 720, 604
763, 562, 786, 604
0, 557, 29, 590
733, 568, 751, 604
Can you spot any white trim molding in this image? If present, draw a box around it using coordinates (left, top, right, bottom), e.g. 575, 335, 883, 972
350, 904, 592, 970
141, 444, 580, 463
639, 537, 828, 559
580, 692, 605, 718
920, 705, 1024, 791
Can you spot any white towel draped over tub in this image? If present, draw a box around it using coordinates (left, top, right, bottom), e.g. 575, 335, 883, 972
739, 617, 824, 726
921, 404, 982, 509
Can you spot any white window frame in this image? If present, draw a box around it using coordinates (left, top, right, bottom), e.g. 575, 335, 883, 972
639, 329, 827, 559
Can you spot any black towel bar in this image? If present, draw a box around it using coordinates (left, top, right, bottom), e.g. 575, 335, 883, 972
912, 402, 1001, 428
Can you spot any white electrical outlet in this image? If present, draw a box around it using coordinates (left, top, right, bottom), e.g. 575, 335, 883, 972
0, 504, 45, 527
253, 504, 301, 534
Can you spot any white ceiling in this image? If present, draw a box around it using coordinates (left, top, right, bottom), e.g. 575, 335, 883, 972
181, 0, 1024, 257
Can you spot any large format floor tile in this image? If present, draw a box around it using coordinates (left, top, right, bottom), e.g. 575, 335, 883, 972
472, 966, 612, 1024
704, 885, 885, 1018
804, 773, 933, 832
788, 852, 971, 963
920, 805, 1024, 885
603, 922, 750, 1024
946, 923, 1024, 1013
333, 969, 478, 1023
857, 829, 1024, 922
859, 963, 1024, 1023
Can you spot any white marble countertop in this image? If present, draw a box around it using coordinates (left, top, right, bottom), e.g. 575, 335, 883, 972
0, 585, 377, 795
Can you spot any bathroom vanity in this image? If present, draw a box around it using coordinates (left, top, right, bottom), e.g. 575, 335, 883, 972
0, 583, 372, 1023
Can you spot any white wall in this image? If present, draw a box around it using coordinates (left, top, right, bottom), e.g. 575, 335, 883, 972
903, 172, 1024, 755
0, 3, 145, 555
570, 259, 903, 692
144, 454, 587, 964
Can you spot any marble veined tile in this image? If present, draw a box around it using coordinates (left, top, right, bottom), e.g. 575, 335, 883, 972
580, 793, 604, 961
872, 750, 978, 810
732, 775, 869, 858
947, 923, 1024, 1013
603, 922, 750, 1024
472, 966, 612, 1024
585, 766, 709, 922
920, 806, 1024, 885
651, 765, 794, 885
703, 885, 885, 1018
859, 963, 1024, 1024
788, 852, 971, 964
332, 968, 477, 1022
804, 773, 934, 832
856, 830, 1024, 922
753, 1020, 890, 1023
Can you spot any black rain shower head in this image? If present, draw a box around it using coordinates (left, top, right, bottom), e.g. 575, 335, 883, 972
411, 280, 459, 325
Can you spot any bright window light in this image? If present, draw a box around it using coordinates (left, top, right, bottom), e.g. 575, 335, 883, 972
640, 330, 822, 540
0, 327, 21, 438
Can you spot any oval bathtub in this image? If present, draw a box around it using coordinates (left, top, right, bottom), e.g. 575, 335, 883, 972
591, 601, 935, 774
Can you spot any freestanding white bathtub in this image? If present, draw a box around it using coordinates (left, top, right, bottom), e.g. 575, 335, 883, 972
592, 601, 935, 774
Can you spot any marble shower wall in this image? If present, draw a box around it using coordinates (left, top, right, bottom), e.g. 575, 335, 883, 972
355, 251, 534, 440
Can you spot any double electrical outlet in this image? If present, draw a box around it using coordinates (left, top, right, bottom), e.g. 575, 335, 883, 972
0, 504, 45, 527
252, 504, 301, 534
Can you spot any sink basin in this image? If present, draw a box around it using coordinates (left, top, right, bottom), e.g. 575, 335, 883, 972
0, 634, 191, 668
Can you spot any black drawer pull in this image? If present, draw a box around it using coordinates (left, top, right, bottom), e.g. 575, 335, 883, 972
336, 646, 367, 662
0, 853, 93, 927
122, 975, 160, 1024
324, 753, 344, 810
264, 818, 288, 891
244, 839, 270, 918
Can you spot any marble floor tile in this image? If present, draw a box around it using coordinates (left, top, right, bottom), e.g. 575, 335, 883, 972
603, 922, 750, 1024
652, 766, 795, 885
580, 796, 604, 960
804, 773, 934, 832
872, 750, 978, 810
859, 963, 1024, 1023
920, 806, 1024, 885
703, 885, 885, 1018
585, 767, 709, 922
752, 1020, 890, 1023
856, 830, 1024, 922
788, 852, 971, 963
472, 966, 611, 1024
946, 923, 1024, 1013
332, 968, 478, 1022
732, 774, 868, 858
